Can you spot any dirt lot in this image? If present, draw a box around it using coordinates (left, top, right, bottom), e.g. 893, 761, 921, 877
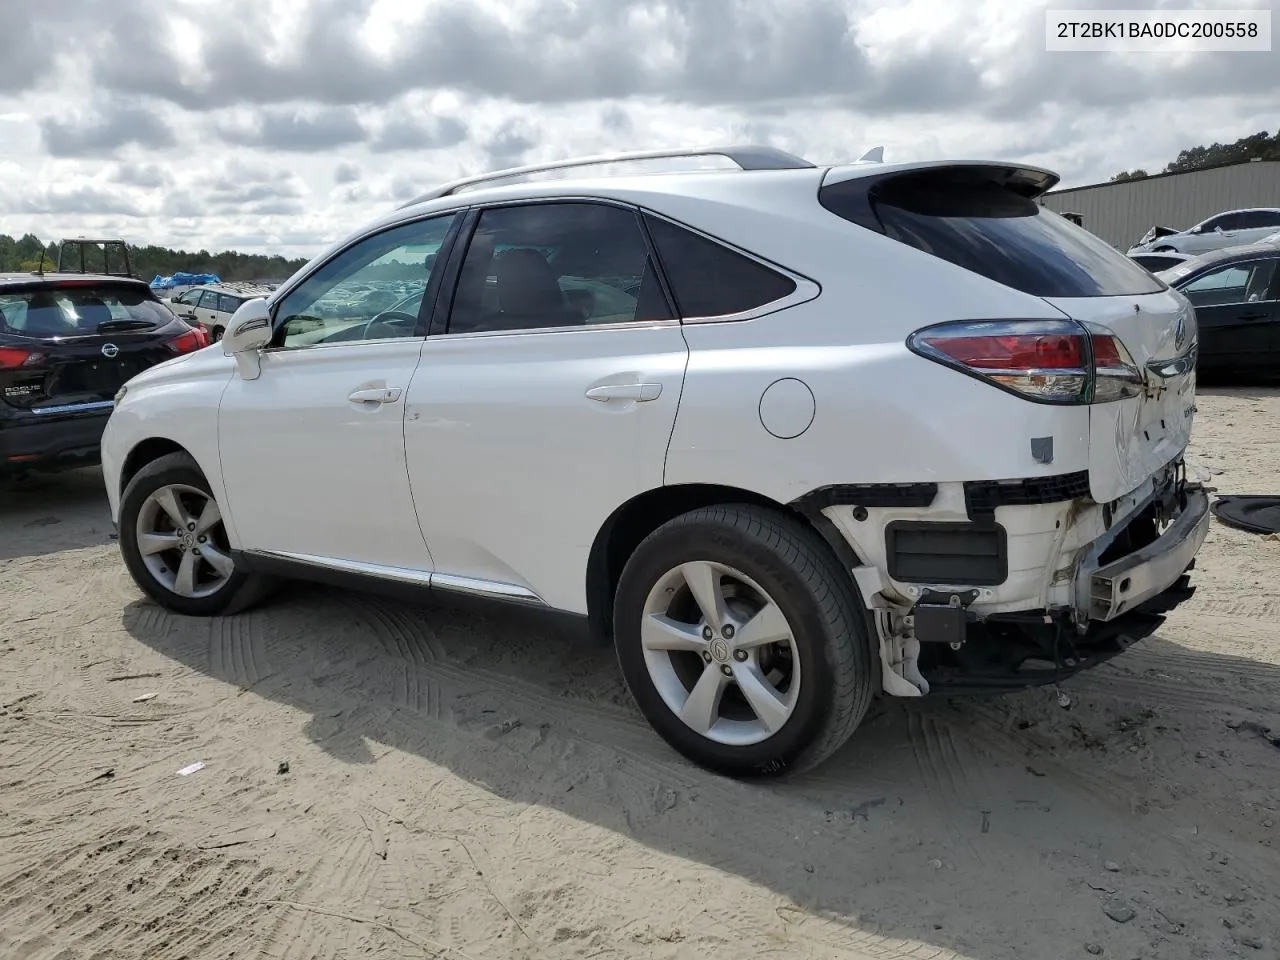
2, 389, 1278, 960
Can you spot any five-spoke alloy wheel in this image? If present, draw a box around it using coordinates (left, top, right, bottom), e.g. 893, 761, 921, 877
614, 504, 874, 778
641, 560, 801, 746
119, 452, 267, 616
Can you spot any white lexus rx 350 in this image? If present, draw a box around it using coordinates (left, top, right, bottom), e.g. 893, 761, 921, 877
102, 146, 1208, 778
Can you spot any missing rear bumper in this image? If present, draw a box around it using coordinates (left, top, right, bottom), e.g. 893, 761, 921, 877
1087, 486, 1209, 620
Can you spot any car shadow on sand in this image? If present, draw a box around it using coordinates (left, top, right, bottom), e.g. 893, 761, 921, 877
121, 580, 1280, 960
0, 467, 116, 561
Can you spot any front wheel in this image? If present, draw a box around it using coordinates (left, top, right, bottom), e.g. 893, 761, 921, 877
613, 505, 874, 778
118, 452, 269, 616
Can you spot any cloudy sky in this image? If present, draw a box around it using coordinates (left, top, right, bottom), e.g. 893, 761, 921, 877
0, 0, 1276, 258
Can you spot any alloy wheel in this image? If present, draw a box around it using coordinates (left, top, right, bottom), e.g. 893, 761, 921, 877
134, 483, 234, 599
640, 560, 801, 746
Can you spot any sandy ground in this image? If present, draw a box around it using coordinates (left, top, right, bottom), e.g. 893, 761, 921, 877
1, 389, 1278, 960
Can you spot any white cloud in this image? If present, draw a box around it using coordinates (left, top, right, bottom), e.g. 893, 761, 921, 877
0, 0, 1275, 257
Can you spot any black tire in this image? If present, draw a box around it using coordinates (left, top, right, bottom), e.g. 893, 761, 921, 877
118, 451, 271, 616
613, 504, 874, 778
211, 326, 224, 342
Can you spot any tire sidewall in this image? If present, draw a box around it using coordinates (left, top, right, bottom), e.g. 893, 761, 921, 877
614, 513, 848, 777
119, 456, 248, 616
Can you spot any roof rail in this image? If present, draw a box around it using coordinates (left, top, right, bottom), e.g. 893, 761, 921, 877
398, 144, 815, 209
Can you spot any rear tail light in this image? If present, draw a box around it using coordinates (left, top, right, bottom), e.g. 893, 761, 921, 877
164, 329, 206, 354
907, 320, 1144, 404
0, 347, 45, 370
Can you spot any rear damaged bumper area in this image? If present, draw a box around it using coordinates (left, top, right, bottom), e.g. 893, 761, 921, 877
806, 459, 1209, 696
0, 408, 111, 473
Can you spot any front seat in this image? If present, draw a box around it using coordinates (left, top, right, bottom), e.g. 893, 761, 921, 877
493, 248, 583, 330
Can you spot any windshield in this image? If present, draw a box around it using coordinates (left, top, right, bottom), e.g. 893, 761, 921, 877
0, 284, 173, 338
868, 177, 1165, 297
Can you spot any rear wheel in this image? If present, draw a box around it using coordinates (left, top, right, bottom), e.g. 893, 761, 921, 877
211, 326, 225, 343
613, 505, 874, 777
119, 452, 269, 616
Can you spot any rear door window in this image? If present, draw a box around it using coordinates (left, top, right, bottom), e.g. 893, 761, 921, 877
1181, 260, 1278, 307
821, 172, 1165, 298
0, 284, 172, 337
446, 202, 672, 334
643, 214, 797, 318
1240, 210, 1280, 229
218, 294, 241, 314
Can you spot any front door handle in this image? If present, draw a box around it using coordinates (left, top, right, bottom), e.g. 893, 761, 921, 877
348, 386, 402, 405
585, 383, 662, 402
1238, 312, 1267, 321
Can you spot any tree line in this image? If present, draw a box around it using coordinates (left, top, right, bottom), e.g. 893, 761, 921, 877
0, 232, 308, 283
1111, 128, 1280, 182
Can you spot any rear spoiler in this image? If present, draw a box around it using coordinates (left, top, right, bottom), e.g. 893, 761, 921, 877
822, 160, 1060, 199
817, 161, 1063, 239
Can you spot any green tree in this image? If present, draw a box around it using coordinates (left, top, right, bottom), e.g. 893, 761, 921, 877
0, 232, 308, 282
1111, 128, 1280, 181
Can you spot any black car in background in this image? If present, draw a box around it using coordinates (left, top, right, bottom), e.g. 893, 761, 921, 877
0, 274, 206, 475
1159, 242, 1280, 381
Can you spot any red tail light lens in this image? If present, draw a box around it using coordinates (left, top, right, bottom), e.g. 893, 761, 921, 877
921, 333, 1085, 371
908, 320, 1143, 404
165, 329, 205, 354
0, 347, 45, 370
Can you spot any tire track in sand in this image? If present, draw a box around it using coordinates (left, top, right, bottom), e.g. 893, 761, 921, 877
208, 611, 271, 690
0, 825, 282, 960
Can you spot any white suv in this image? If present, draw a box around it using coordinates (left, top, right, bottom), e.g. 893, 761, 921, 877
102, 146, 1209, 778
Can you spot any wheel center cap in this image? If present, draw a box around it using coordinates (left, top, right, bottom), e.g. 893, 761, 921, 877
179, 532, 196, 549
709, 637, 731, 663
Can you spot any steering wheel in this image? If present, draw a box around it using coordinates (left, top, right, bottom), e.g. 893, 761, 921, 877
359, 310, 419, 341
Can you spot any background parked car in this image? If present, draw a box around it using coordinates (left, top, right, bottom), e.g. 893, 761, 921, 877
1128, 208, 1280, 255
1, 273, 204, 474
1158, 242, 1280, 380
168, 283, 274, 341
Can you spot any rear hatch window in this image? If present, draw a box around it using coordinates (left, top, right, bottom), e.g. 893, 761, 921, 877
0, 284, 173, 337
821, 168, 1165, 298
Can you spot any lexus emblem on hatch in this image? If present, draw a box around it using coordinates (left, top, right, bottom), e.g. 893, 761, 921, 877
101, 343, 119, 358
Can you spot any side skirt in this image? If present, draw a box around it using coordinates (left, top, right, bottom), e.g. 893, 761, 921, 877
233, 549, 592, 641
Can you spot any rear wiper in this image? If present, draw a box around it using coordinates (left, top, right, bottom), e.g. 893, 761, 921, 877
96, 319, 155, 332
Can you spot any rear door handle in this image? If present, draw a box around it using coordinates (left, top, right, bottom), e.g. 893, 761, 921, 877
585, 383, 662, 402
348, 386, 402, 404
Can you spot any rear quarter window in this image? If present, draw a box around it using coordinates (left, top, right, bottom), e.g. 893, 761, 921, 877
821, 172, 1165, 298
643, 214, 797, 317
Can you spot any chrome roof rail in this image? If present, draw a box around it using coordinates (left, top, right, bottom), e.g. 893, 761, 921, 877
397, 144, 815, 209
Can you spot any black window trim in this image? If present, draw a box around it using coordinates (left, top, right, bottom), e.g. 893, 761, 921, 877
264, 209, 467, 351
430, 196, 682, 340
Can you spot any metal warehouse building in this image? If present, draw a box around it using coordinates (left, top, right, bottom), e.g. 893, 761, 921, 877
1040, 159, 1280, 251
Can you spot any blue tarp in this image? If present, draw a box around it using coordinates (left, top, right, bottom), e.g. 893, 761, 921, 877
150, 272, 221, 290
